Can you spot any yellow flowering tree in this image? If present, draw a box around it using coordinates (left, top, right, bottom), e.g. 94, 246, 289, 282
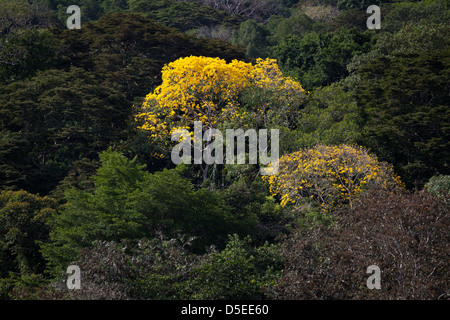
135, 55, 306, 143
263, 144, 404, 212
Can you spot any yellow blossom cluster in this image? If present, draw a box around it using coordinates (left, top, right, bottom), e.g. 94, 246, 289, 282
262, 144, 404, 211
253, 58, 306, 121
135, 56, 306, 143
252, 58, 305, 99
136, 56, 251, 136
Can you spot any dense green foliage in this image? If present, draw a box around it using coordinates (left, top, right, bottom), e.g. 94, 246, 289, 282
290, 83, 361, 149
0, 0, 448, 300
0, 11, 247, 195
0, 68, 131, 194
274, 27, 373, 90
182, 235, 282, 300
41, 150, 266, 274
0, 190, 58, 277
357, 23, 450, 188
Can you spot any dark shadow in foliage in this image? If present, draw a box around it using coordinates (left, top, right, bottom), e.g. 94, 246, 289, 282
52, 12, 248, 102
128, 0, 245, 32
23, 234, 282, 300
0, 190, 58, 278
0, 67, 130, 195
357, 26, 450, 189
0, 29, 61, 84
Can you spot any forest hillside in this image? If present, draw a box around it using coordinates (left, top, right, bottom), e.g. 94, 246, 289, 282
0, 0, 448, 301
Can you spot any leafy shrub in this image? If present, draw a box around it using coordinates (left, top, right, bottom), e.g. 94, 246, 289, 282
425, 175, 450, 198
182, 234, 282, 299
0, 190, 58, 277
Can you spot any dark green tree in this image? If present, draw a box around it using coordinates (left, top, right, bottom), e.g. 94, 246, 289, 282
232, 19, 271, 58
0, 29, 60, 83
101, 0, 129, 14
0, 67, 131, 194
274, 28, 373, 90
268, 10, 324, 43
356, 24, 450, 188
0, 0, 59, 83
291, 83, 361, 150
0, 190, 58, 277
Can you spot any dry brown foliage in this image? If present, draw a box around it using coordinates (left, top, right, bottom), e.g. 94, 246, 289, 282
269, 188, 449, 299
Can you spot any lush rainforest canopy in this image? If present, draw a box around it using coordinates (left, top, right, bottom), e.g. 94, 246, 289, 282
0, 0, 448, 301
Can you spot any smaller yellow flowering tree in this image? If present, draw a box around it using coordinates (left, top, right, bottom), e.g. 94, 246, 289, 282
263, 144, 404, 212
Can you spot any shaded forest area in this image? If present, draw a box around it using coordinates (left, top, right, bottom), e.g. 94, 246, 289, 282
0, 0, 448, 300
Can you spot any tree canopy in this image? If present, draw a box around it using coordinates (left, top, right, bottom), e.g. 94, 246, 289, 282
0, 0, 448, 302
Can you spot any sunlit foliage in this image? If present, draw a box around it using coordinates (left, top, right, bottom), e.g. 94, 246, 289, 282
263, 144, 404, 211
